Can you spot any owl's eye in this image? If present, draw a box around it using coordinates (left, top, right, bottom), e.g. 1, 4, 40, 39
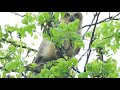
65, 13, 70, 18
74, 13, 80, 18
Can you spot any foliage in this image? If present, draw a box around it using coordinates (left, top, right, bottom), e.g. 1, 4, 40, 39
79, 58, 119, 78
49, 19, 84, 49
92, 20, 120, 53
0, 12, 120, 78
33, 58, 78, 78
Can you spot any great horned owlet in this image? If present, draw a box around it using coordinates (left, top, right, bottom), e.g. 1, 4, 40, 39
60, 12, 83, 34
59, 12, 83, 57
33, 12, 83, 73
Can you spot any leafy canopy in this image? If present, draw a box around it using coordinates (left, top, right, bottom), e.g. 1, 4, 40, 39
0, 12, 120, 78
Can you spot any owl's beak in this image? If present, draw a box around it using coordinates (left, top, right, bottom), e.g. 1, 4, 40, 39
69, 16, 75, 22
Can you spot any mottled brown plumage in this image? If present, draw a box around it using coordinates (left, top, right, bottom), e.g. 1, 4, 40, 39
33, 12, 83, 73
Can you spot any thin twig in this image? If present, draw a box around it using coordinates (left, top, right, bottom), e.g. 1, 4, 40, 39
21, 72, 27, 78
2, 38, 37, 52
11, 12, 25, 17
82, 12, 98, 39
109, 12, 110, 18
78, 50, 88, 62
82, 12, 120, 28
71, 66, 81, 73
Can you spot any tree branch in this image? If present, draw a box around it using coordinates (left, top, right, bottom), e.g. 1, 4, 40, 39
0, 66, 3, 69
84, 12, 100, 72
82, 12, 120, 29
11, 12, 25, 17
2, 38, 37, 52
78, 50, 88, 62
82, 12, 98, 39
71, 66, 81, 73
21, 72, 27, 78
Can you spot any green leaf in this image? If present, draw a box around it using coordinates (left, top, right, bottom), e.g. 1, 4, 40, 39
15, 55, 21, 61
28, 15, 32, 23
108, 73, 118, 78
20, 28, 26, 37
49, 74, 60, 78
22, 12, 35, 24
71, 58, 78, 66
5, 61, 22, 71
43, 12, 50, 21
0, 43, 2, 49
2, 71, 7, 78
54, 12, 60, 21
0, 31, 2, 40
38, 13, 46, 24
22, 16, 28, 25
27, 25, 33, 36
67, 61, 72, 67
49, 74, 55, 78
16, 74, 22, 78
85, 31, 92, 37
4, 33, 9, 38
16, 66, 26, 73
33, 73, 44, 78
78, 72, 88, 78
31, 24, 36, 29
27, 72, 34, 78
61, 12, 65, 18
30, 63, 37, 69
9, 45, 16, 52
41, 69, 51, 76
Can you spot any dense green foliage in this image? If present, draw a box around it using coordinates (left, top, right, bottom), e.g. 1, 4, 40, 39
0, 12, 120, 78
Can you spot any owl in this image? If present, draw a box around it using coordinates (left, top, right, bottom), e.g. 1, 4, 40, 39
33, 12, 83, 73
59, 12, 83, 57
60, 12, 83, 35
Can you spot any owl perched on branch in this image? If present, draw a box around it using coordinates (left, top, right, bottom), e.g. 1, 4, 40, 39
33, 12, 83, 73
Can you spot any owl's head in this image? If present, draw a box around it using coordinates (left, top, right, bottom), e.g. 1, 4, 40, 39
60, 12, 83, 24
